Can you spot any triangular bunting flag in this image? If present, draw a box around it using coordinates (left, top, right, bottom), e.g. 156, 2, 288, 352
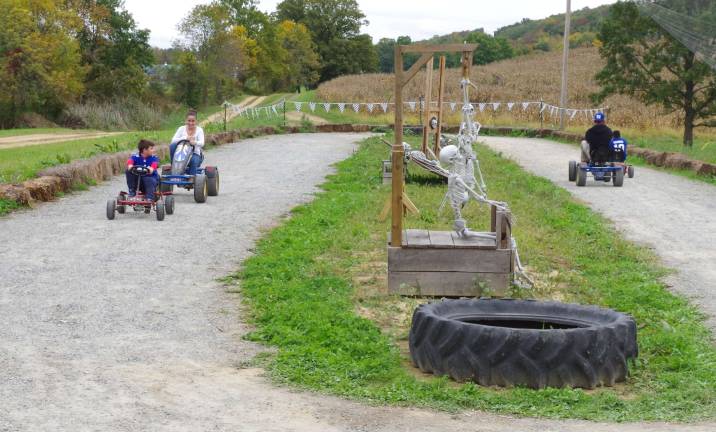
352, 103, 360, 113
367, 103, 375, 113
309, 102, 316, 112
570, 109, 577, 120
381, 103, 388, 113
338, 103, 345, 113
272, 105, 278, 115
323, 103, 331, 112
540, 103, 548, 113
450, 102, 457, 112
492, 102, 501, 111
522, 102, 530, 111
408, 101, 416, 112
507, 103, 515, 111
294, 102, 303, 112
479, 103, 486, 112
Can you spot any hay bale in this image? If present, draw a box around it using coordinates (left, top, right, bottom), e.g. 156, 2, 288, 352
0, 184, 32, 205
697, 163, 716, 176
22, 176, 65, 202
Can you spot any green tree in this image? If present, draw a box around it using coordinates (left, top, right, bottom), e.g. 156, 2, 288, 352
375, 37, 395, 73
594, 1, 716, 146
0, 0, 85, 125
465, 32, 515, 65
276, 20, 320, 90
169, 51, 205, 107
275, 0, 376, 81
72, 0, 154, 99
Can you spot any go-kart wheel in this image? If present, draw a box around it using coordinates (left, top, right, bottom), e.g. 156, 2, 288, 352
568, 160, 577, 182
206, 166, 219, 196
613, 167, 624, 187
106, 199, 116, 220
165, 195, 175, 215
156, 203, 165, 221
628, 165, 634, 178
576, 165, 587, 187
117, 193, 126, 214
194, 174, 208, 203
160, 166, 173, 193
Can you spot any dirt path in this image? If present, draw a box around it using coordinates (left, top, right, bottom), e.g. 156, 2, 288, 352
0, 133, 711, 431
0, 131, 123, 149
480, 136, 716, 332
285, 110, 329, 126
201, 96, 268, 126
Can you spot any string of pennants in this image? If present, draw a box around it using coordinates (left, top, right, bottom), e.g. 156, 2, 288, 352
226, 99, 607, 121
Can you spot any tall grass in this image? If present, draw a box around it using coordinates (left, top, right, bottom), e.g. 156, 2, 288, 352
316, 47, 700, 133
67, 98, 164, 131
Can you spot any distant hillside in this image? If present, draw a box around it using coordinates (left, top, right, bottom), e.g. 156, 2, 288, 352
495, 5, 611, 52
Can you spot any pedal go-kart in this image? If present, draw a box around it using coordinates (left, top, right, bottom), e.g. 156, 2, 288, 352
568, 159, 634, 187
159, 139, 219, 203
106, 165, 175, 221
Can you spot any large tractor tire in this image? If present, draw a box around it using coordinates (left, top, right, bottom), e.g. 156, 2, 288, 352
409, 299, 638, 389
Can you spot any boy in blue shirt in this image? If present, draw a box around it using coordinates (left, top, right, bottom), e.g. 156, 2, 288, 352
126, 139, 160, 200
610, 130, 628, 163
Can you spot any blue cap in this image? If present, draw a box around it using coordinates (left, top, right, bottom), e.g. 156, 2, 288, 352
594, 112, 605, 122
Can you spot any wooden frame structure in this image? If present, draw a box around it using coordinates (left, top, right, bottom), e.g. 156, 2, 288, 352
391, 44, 477, 247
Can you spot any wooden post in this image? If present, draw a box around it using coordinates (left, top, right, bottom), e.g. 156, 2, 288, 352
434, 55, 447, 157
391, 47, 405, 247
421, 57, 434, 154
559, 0, 572, 131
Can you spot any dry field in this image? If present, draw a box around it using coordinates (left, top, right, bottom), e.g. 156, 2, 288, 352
317, 47, 677, 131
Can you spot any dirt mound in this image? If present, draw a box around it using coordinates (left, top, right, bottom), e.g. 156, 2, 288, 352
15, 113, 60, 129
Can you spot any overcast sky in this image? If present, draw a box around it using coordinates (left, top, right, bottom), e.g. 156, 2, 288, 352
123, 0, 618, 49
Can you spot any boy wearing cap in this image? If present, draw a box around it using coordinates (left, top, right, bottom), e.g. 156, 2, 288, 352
581, 112, 613, 163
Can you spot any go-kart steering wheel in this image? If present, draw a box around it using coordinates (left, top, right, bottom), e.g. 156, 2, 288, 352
130, 165, 151, 176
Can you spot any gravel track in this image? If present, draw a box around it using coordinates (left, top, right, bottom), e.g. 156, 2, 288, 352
480, 136, 716, 331
0, 133, 712, 431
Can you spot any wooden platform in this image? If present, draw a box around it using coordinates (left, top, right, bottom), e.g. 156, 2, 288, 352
388, 229, 513, 297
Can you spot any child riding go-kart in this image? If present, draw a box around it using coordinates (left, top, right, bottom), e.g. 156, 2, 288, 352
107, 165, 175, 221
160, 139, 219, 203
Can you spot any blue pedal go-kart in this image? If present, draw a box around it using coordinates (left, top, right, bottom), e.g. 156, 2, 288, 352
160, 139, 219, 203
568, 159, 634, 187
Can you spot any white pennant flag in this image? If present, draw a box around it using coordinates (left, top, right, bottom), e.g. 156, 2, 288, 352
450, 102, 457, 112
323, 103, 331, 112
272, 105, 278, 115
522, 102, 530, 111
507, 103, 515, 111
294, 102, 303, 112
420, 100, 425, 110
569, 109, 577, 120
381, 103, 388, 113
367, 103, 375, 113
338, 103, 345, 113
540, 103, 548, 113
479, 103, 486, 112
352, 103, 360, 113
309, 102, 316, 112
492, 102, 501, 111
408, 101, 416, 112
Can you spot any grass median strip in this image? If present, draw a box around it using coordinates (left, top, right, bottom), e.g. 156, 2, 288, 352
234, 135, 716, 422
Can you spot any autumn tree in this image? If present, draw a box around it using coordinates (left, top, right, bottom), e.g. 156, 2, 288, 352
71, 0, 154, 99
275, 0, 377, 81
0, 0, 85, 126
276, 20, 320, 91
594, 1, 716, 146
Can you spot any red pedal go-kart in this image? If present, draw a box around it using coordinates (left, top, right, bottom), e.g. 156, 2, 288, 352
106, 165, 175, 221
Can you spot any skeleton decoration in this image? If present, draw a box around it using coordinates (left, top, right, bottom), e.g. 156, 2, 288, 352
438, 77, 508, 238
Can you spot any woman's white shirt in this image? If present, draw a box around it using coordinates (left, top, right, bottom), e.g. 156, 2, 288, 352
171, 125, 205, 155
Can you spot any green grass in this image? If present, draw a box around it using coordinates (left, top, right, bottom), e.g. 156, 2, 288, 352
234, 134, 716, 422
0, 198, 22, 216
0, 130, 174, 183
0, 127, 77, 138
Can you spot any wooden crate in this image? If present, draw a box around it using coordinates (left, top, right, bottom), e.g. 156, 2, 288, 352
388, 229, 514, 297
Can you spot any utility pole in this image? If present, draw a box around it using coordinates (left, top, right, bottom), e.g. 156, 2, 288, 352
559, 0, 572, 130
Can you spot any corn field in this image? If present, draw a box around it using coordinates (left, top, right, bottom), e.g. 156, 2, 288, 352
316, 47, 678, 131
